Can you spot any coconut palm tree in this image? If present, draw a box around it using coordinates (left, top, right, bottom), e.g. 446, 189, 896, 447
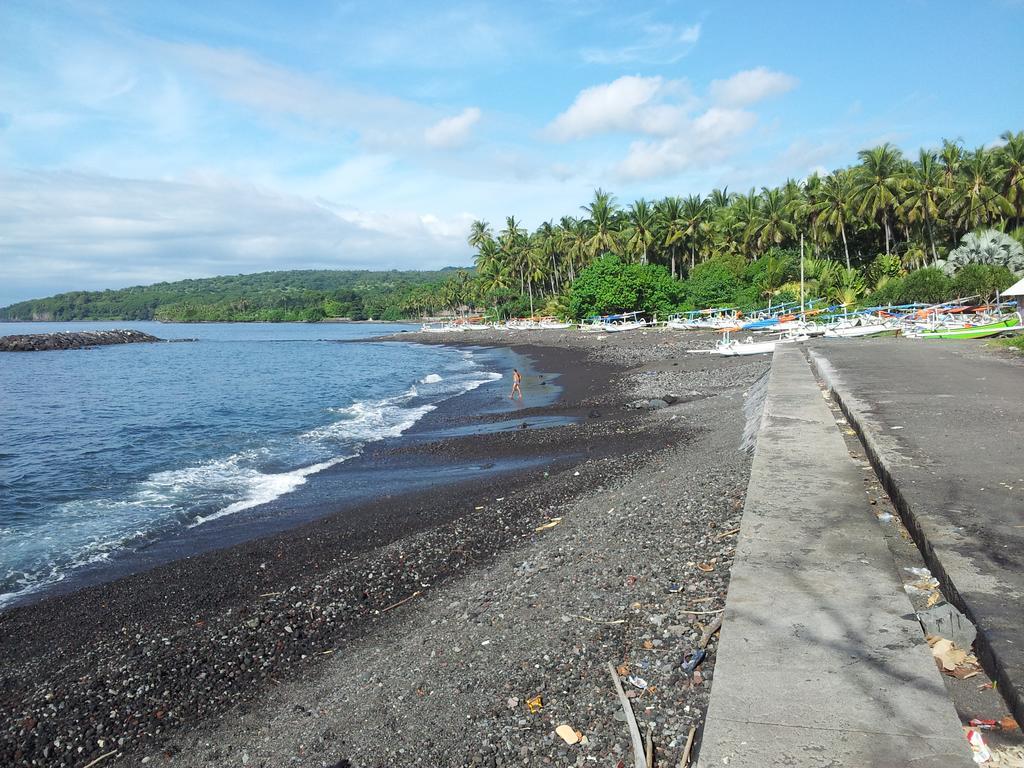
581, 188, 622, 258
731, 189, 762, 257
655, 196, 685, 277
996, 130, 1024, 228
814, 170, 856, 269
754, 187, 797, 250
680, 194, 710, 269
559, 216, 588, 283
625, 199, 656, 264
499, 216, 528, 295
953, 146, 1011, 232
899, 149, 946, 264
855, 143, 903, 255
467, 219, 492, 250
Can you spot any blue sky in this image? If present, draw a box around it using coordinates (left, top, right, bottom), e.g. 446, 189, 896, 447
1, 0, 1022, 305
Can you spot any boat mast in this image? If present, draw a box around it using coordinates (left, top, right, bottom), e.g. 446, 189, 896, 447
799, 232, 805, 317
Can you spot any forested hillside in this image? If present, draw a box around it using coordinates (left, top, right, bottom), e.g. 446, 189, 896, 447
0, 268, 466, 322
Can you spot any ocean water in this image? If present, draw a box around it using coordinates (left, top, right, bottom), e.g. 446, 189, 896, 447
0, 322, 502, 607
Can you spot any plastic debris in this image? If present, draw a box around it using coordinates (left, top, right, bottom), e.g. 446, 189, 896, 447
666, 583, 685, 594
681, 649, 707, 676
969, 717, 1019, 732
535, 518, 562, 532
555, 724, 582, 745
525, 695, 543, 714
967, 728, 992, 764
625, 674, 648, 690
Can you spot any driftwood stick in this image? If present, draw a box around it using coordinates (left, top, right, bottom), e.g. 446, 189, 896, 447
679, 725, 697, 767
607, 661, 647, 768
700, 615, 724, 648
681, 608, 725, 616
82, 751, 118, 768
381, 590, 423, 613
645, 725, 654, 768
716, 527, 741, 538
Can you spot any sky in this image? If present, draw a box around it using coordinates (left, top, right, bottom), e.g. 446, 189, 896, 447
1, 0, 1023, 306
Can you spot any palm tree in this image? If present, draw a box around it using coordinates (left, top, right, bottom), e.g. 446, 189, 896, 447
899, 149, 946, 264
953, 146, 1011, 232
559, 216, 588, 283
814, 170, 856, 268
499, 216, 528, 295
708, 187, 733, 211
625, 199, 656, 264
855, 143, 903, 255
996, 130, 1024, 228
680, 194, 710, 269
524, 235, 548, 318
754, 187, 797, 250
655, 197, 685, 277
581, 188, 621, 258
731, 189, 762, 257
467, 219, 492, 250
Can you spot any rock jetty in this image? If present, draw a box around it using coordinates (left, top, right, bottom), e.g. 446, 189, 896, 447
0, 329, 165, 352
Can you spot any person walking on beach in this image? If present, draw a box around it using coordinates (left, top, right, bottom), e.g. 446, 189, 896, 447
509, 368, 523, 400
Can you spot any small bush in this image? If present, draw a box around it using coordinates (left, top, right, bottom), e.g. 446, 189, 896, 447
686, 259, 741, 309
895, 267, 953, 304
950, 264, 1016, 301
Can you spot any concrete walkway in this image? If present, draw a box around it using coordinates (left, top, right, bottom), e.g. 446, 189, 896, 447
810, 339, 1024, 727
698, 345, 972, 767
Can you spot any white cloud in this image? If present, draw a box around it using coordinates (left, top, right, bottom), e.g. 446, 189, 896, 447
547, 76, 691, 140
710, 67, 798, 107
617, 107, 757, 180
679, 24, 702, 44
0, 170, 471, 305
164, 41, 432, 149
424, 107, 482, 149
581, 22, 701, 65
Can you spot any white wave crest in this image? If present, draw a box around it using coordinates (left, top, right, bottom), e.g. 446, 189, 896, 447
420, 373, 443, 384
188, 455, 352, 527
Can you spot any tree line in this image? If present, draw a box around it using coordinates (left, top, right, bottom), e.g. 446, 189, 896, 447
458, 130, 1024, 318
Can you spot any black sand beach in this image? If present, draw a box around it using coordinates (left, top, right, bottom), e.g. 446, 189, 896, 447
0, 329, 766, 767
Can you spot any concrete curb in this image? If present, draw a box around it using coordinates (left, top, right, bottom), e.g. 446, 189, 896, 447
809, 349, 1024, 728
698, 346, 972, 767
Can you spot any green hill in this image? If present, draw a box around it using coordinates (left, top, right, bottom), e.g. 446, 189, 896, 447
0, 268, 467, 322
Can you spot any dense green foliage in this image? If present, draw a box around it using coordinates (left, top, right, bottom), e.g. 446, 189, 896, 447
0, 269, 466, 322
465, 130, 1024, 316
683, 261, 742, 309
566, 255, 684, 319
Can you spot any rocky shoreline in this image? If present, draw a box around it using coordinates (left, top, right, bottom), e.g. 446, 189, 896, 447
0, 328, 765, 767
0, 329, 167, 352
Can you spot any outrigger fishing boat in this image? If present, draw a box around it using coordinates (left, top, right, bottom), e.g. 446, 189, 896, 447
823, 315, 900, 338
904, 311, 1021, 339
689, 329, 810, 356
580, 311, 648, 333
503, 316, 574, 330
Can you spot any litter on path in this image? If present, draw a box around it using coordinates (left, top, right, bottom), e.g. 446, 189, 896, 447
535, 518, 562, 532
555, 724, 583, 745
927, 635, 982, 678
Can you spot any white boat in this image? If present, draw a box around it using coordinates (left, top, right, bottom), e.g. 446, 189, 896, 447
580, 312, 648, 333
713, 329, 809, 356
420, 322, 463, 333
823, 317, 898, 338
